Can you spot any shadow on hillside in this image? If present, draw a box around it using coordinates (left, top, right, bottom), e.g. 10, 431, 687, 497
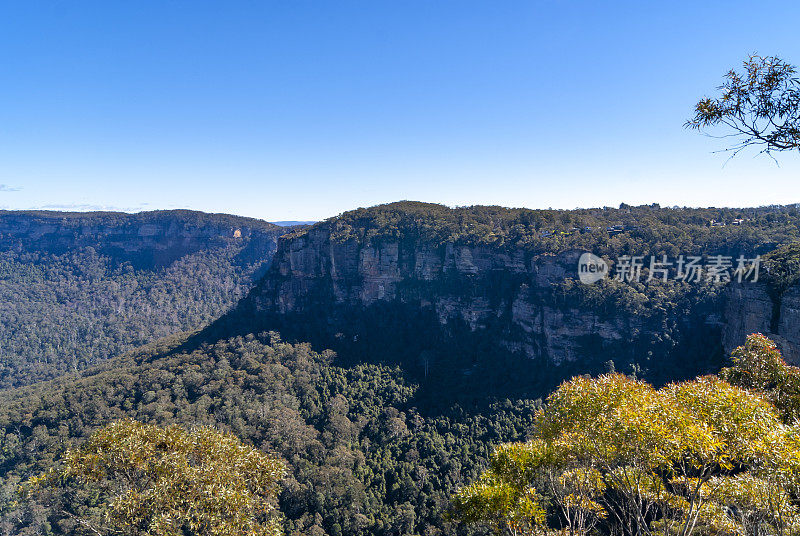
170, 297, 656, 416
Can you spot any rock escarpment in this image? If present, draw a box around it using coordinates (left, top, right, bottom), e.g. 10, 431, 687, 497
241, 201, 800, 386
723, 282, 800, 364
251, 221, 724, 382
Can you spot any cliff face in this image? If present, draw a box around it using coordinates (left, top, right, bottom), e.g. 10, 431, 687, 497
252, 224, 723, 378
723, 282, 800, 365
0, 210, 284, 268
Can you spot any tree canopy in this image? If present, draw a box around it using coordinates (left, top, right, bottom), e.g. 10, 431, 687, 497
687, 54, 800, 157
24, 419, 286, 536
0, 332, 538, 536
453, 334, 800, 536
0, 210, 284, 389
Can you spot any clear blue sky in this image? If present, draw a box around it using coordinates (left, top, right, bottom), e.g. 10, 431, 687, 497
1, 1, 799, 221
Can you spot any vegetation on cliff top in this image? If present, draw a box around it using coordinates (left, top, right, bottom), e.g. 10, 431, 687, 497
0, 209, 280, 232
290, 201, 800, 258
763, 241, 800, 297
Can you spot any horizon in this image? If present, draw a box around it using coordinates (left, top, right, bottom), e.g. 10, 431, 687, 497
1, 1, 799, 220
3, 198, 799, 226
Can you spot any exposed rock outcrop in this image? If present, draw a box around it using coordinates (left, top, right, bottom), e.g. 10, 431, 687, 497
252, 223, 723, 377
723, 282, 800, 364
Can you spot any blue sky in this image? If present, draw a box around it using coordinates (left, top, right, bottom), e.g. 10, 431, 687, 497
1, 1, 799, 221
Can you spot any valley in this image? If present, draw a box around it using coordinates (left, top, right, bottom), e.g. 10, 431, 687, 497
1, 202, 800, 535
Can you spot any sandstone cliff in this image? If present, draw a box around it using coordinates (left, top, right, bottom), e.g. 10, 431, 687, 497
723, 282, 800, 364
251, 221, 724, 382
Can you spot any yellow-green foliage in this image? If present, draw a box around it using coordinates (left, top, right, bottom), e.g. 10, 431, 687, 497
454, 334, 800, 536
25, 419, 286, 536
720, 332, 800, 423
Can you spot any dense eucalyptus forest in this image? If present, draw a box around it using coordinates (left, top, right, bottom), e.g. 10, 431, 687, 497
1, 203, 800, 536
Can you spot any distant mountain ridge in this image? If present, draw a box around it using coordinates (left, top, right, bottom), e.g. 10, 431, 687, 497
0, 209, 281, 268
0, 209, 288, 388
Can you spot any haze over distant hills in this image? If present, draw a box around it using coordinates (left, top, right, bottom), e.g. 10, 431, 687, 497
270, 220, 318, 227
